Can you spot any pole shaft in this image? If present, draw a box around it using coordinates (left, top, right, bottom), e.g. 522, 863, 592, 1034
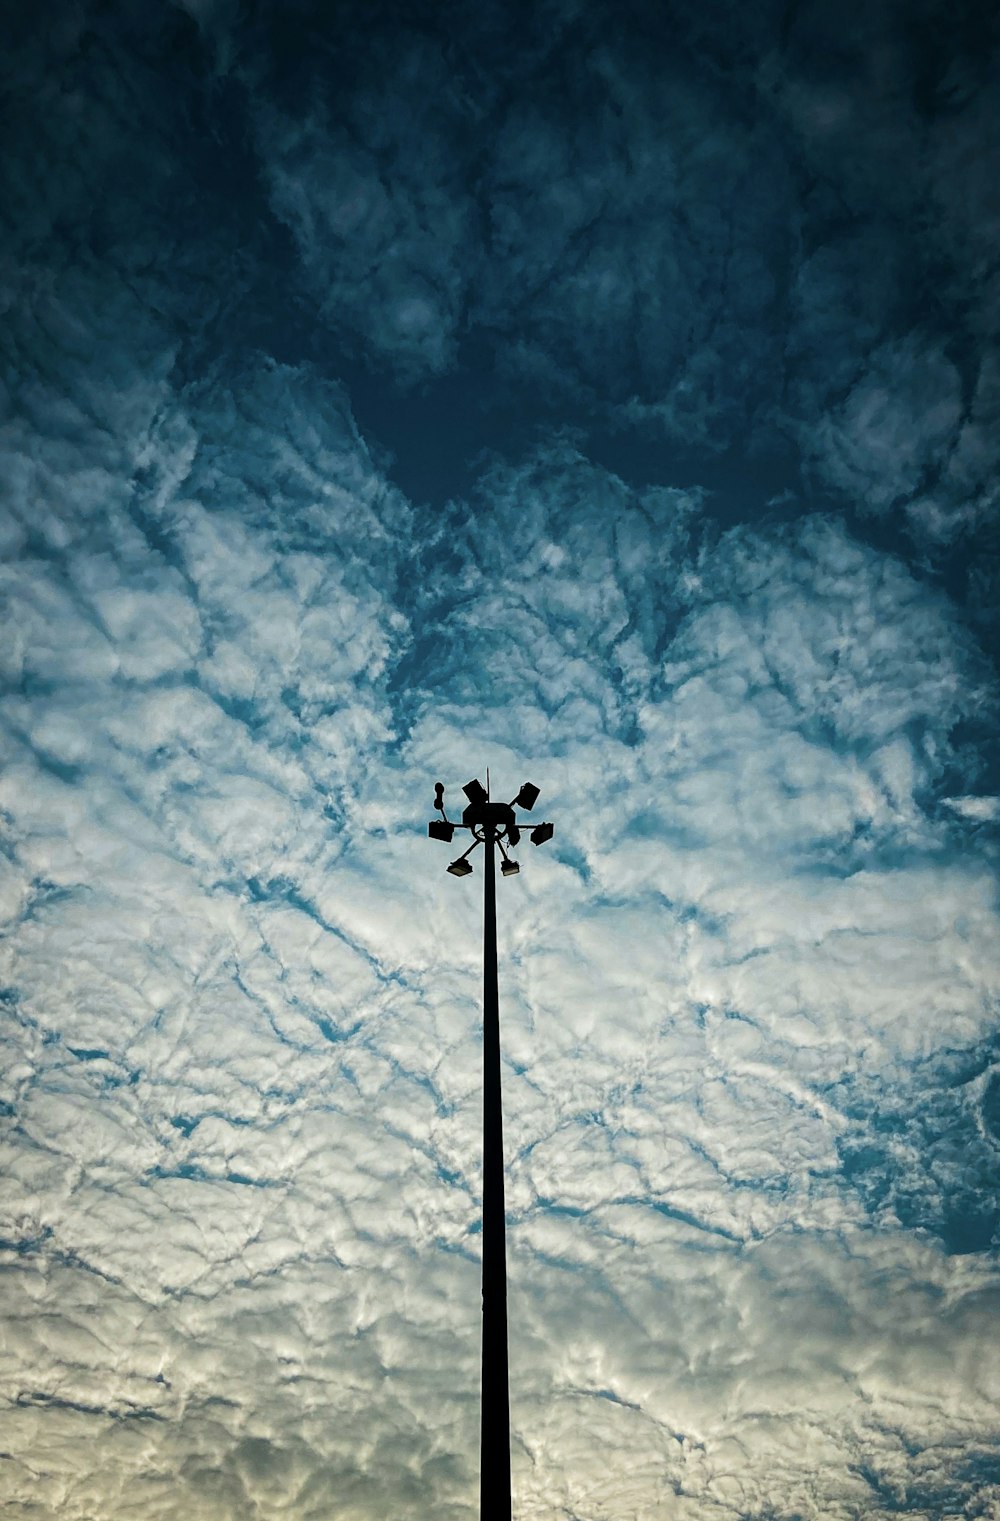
480, 830, 511, 1520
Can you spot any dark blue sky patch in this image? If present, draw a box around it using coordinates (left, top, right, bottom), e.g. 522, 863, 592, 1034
834, 1038, 1000, 1255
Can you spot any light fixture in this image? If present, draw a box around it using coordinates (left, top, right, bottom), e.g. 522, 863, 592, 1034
463, 777, 489, 805
428, 819, 455, 842
500, 858, 520, 877
447, 856, 474, 877
530, 822, 554, 846
513, 782, 540, 811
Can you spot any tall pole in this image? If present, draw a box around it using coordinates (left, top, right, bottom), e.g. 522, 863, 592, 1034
480, 826, 511, 1520
426, 777, 554, 1521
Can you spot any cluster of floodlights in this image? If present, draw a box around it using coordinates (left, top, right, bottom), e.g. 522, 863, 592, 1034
428, 778, 554, 876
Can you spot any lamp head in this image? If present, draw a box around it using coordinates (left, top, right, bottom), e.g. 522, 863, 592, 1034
428, 819, 455, 843
500, 858, 520, 877
513, 782, 540, 811
530, 821, 554, 846
462, 777, 488, 805
447, 856, 474, 878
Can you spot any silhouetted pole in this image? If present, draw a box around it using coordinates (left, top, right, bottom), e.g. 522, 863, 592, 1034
426, 777, 554, 1521
480, 825, 511, 1520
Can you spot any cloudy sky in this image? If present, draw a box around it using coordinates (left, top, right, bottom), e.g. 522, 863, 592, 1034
2, 1, 1000, 1516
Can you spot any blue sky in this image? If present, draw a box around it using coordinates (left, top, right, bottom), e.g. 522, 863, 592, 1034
2, 1, 999, 1516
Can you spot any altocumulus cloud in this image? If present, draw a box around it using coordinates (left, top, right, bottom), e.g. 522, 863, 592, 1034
2, 1, 1000, 1518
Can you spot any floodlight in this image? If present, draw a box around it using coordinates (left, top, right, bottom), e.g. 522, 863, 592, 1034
428, 819, 455, 842
447, 856, 474, 877
500, 858, 520, 877
513, 782, 540, 811
463, 777, 488, 805
530, 822, 554, 846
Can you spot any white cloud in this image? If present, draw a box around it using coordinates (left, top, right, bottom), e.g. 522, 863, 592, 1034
4, 391, 1000, 1519
2, 6, 999, 1516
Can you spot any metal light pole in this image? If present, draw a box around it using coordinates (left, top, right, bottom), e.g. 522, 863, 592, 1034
427, 776, 555, 1521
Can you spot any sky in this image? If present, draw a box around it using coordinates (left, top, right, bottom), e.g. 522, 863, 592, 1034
1, 1, 1000, 1517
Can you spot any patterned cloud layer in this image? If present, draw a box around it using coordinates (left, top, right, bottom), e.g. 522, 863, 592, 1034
2, 2, 999, 1517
